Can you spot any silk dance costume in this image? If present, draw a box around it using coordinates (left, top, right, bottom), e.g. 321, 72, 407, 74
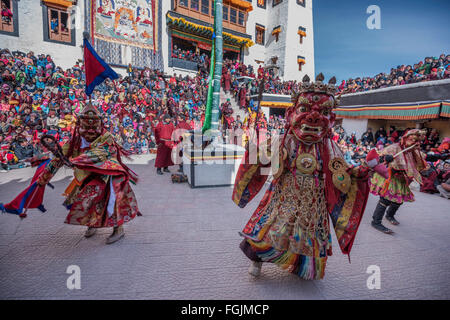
37, 103, 140, 244
232, 74, 383, 280
369, 129, 428, 234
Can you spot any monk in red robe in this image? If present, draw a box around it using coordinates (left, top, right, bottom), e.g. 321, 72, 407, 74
154, 114, 175, 175
223, 70, 231, 93
239, 85, 247, 108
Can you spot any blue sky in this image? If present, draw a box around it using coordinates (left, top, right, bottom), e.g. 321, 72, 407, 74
313, 0, 450, 82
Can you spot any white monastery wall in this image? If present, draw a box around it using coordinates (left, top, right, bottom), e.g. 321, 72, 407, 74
0, 0, 85, 70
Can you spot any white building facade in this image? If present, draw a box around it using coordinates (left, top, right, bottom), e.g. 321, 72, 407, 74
0, 0, 85, 70
244, 0, 315, 81
0, 0, 315, 81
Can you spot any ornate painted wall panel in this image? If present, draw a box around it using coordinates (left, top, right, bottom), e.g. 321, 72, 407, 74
86, 0, 163, 70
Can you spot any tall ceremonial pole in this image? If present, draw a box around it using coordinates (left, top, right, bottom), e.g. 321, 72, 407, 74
210, 0, 223, 135
186, 0, 244, 188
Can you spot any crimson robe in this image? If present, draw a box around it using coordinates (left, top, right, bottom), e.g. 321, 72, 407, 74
154, 122, 175, 168
223, 72, 231, 92
239, 87, 247, 108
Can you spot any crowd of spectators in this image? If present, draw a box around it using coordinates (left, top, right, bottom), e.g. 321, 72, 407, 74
172, 45, 210, 66
220, 54, 450, 103
1, 46, 449, 199
0, 47, 214, 171
332, 124, 450, 198
0, 48, 274, 172
172, 45, 449, 98
172, 45, 450, 112
337, 54, 450, 94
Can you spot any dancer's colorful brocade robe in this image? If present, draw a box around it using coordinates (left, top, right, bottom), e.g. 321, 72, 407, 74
39, 132, 139, 228
369, 142, 427, 204
233, 137, 371, 280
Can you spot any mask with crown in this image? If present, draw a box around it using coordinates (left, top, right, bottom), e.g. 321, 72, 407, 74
286, 73, 339, 144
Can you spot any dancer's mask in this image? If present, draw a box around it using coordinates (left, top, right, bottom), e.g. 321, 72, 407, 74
287, 73, 338, 144
77, 103, 102, 142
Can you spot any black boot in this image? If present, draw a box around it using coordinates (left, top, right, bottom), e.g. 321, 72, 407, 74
385, 202, 401, 225
163, 167, 170, 173
371, 198, 393, 234
157, 168, 163, 175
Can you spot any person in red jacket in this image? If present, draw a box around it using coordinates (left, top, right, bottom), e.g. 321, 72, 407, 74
154, 114, 175, 175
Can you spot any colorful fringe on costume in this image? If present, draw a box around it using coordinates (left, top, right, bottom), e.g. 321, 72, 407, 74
247, 240, 327, 280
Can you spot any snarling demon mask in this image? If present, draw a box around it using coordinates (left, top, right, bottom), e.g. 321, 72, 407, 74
286, 74, 339, 144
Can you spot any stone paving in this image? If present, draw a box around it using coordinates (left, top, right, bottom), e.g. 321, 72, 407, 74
0, 156, 449, 300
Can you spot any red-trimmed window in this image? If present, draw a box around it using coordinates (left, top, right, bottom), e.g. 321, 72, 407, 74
0, 0, 14, 33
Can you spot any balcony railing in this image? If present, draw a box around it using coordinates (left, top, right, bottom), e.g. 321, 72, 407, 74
169, 57, 199, 72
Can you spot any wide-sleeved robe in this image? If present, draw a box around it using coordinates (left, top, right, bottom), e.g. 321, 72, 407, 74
39, 131, 139, 228
369, 142, 427, 204
232, 136, 370, 280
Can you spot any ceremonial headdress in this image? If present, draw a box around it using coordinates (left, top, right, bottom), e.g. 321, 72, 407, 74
76, 102, 103, 143
293, 73, 340, 108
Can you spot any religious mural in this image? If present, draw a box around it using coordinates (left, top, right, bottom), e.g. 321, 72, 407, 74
93, 0, 157, 50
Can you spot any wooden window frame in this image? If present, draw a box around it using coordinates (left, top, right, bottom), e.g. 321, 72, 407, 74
238, 10, 245, 26
255, 24, 265, 46
179, 0, 189, 8
257, 0, 266, 9
228, 7, 246, 28
175, 1, 247, 31
229, 7, 237, 24
0, 0, 17, 36
223, 5, 228, 21
273, 0, 282, 7
47, 6, 71, 43
42, 3, 75, 46
200, 0, 209, 15
190, 0, 199, 11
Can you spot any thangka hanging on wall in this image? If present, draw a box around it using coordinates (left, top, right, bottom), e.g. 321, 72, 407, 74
94, 0, 156, 49
87, 0, 163, 70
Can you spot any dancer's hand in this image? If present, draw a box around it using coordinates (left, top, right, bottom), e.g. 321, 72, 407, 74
36, 175, 47, 187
